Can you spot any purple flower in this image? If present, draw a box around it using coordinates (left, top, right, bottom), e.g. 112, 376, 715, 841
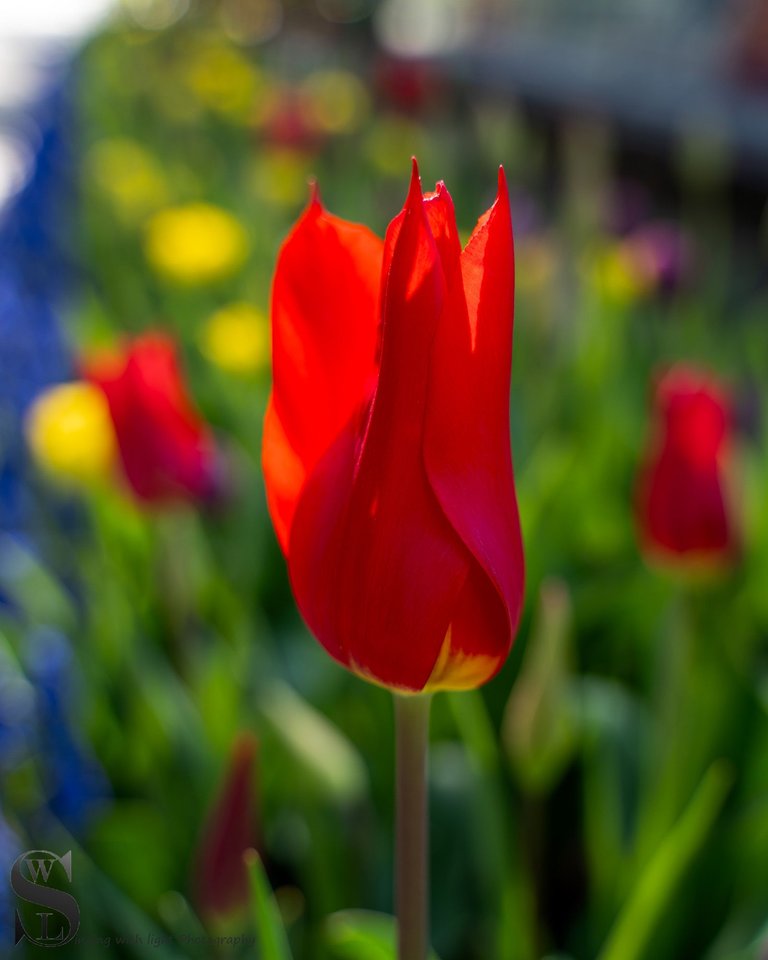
624, 221, 694, 296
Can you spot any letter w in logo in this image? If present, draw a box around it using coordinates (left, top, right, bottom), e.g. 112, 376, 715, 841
23, 858, 56, 884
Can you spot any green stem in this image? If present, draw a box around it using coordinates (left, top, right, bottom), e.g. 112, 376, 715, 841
395, 693, 432, 960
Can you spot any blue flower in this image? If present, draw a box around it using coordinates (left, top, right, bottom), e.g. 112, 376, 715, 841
0, 808, 21, 945
25, 629, 110, 835
0, 75, 76, 539
0, 640, 36, 772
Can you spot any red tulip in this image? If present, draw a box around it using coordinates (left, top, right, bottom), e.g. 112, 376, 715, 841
261, 90, 323, 152
263, 161, 525, 692
636, 365, 737, 567
194, 733, 259, 918
732, 0, 768, 88
374, 56, 443, 114
84, 333, 218, 505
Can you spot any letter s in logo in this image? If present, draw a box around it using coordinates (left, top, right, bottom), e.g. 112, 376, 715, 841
10, 850, 80, 948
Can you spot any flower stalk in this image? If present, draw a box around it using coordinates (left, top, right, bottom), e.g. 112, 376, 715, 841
395, 692, 432, 960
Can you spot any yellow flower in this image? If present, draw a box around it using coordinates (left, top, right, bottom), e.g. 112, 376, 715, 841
300, 69, 370, 135
250, 148, 312, 208
25, 382, 117, 487
144, 203, 248, 284
586, 243, 650, 306
86, 138, 168, 224
183, 40, 264, 123
199, 303, 270, 375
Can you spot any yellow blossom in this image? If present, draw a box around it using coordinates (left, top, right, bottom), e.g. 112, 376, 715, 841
199, 302, 270, 375
25, 382, 117, 487
183, 40, 264, 123
144, 203, 248, 284
87, 138, 168, 224
300, 69, 370, 135
586, 243, 650, 306
250, 149, 312, 208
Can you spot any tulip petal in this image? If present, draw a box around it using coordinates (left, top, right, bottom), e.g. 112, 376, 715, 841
263, 189, 383, 550
290, 163, 471, 690
423, 182, 463, 282
424, 168, 525, 679
284, 420, 361, 665
636, 366, 736, 566
639, 452, 731, 556
86, 334, 215, 502
425, 559, 509, 690
380, 178, 462, 306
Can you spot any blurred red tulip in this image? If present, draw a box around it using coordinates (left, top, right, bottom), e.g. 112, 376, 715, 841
636, 366, 737, 567
84, 333, 218, 505
263, 161, 525, 693
194, 733, 259, 918
732, 0, 768, 88
373, 57, 443, 114
261, 90, 323, 152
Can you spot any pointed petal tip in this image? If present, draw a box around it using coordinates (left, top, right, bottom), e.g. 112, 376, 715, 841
497, 165, 509, 198
407, 157, 422, 203
307, 178, 322, 211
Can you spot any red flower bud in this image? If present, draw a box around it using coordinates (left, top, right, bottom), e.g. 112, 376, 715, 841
263, 161, 525, 692
84, 333, 218, 505
194, 733, 259, 918
636, 365, 737, 568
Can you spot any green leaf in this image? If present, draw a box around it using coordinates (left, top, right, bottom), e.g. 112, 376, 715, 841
0, 535, 75, 629
89, 803, 177, 912
258, 680, 368, 805
68, 839, 187, 960
448, 691, 537, 960
503, 578, 577, 795
245, 849, 293, 960
598, 761, 732, 960
324, 911, 442, 960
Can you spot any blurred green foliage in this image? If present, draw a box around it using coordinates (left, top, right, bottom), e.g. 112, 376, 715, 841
3, 2, 768, 959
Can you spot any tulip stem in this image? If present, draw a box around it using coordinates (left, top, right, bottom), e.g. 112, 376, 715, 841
395, 692, 432, 960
